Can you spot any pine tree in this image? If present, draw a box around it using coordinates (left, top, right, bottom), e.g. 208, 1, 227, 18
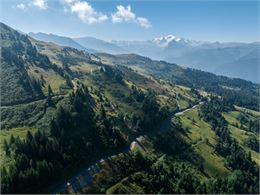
50, 119, 59, 138
46, 85, 53, 106
26, 131, 33, 143
3, 139, 10, 156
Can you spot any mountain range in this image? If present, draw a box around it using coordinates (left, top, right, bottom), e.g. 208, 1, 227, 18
112, 36, 260, 83
28, 32, 96, 53
28, 32, 259, 83
1, 22, 259, 194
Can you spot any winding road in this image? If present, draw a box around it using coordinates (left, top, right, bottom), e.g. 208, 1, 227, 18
52, 101, 204, 194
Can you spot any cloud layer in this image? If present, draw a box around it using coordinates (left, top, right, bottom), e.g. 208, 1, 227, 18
64, 0, 108, 24
17, 3, 26, 10
16, 0, 151, 28
16, 0, 47, 10
32, 0, 47, 9
112, 5, 151, 28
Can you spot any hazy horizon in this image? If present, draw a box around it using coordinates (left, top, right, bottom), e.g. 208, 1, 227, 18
1, 21, 259, 44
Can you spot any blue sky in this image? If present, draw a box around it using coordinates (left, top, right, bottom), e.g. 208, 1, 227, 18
1, 0, 259, 42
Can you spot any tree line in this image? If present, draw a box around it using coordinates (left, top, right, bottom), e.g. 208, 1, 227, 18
199, 97, 259, 193
1, 86, 126, 193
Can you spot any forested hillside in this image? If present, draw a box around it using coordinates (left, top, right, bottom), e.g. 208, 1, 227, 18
97, 53, 259, 110
0, 23, 259, 194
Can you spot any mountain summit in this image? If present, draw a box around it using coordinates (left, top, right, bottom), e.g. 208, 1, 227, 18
153, 35, 182, 47
27, 31, 259, 83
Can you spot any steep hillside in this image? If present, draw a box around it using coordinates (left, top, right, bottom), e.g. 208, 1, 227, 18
28, 32, 260, 82
0, 23, 259, 194
1, 23, 201, 193
83, 98, 259, 194
0, 23, 66, 105
97, 53, 259, 111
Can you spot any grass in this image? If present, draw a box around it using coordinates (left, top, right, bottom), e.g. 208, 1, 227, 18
129, 66, 147, 75
172, 85, 198, 110
158, 95, 178, 112
69, 63, 99, 74
106, 176, 145, 194
195, 143, 229, 177
235, 105, 260, 117
85, 72, 140, 116
228, 125, 260, 165
177, 99, 190, 110
179, 108, 230, 177
0, 127, 37, 169
222, 110, 260, 165
176, 85, 191, 91
28, 66, 65, 94
222, 111, 241, 125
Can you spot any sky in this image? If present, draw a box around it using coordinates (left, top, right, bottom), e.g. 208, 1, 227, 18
1, 0, 259, 42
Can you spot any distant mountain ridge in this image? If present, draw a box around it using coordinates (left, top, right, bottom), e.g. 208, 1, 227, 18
73, 36, 125, 54
28, 32, 259, 83
28, 32, 96, 53
113, 35, 260, 83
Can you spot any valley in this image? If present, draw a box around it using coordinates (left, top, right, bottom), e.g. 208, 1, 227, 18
52, 101, 204, 194
29, 32, 260, 83
0, 22, 259, 194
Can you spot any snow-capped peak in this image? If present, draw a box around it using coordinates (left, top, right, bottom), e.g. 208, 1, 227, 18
153, 35, 182, 47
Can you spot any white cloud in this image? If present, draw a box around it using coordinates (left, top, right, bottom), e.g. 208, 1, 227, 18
112, 5, 151, 28
16, 0, 47, 11
64, 0, 108, 24
136, 17, 151, 28
17, 3, 26, 10
64, 0, 76, 3
32, 0, 48, 9
112, 5, 135, 23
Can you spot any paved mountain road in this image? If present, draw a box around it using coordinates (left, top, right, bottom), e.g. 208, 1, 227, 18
52, 101, 204, 194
